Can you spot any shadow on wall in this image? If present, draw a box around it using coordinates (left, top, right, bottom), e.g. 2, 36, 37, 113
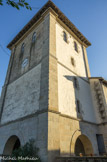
2, 134, 94, 162
64, 75, 87, 119
1, 75, 106, 162
62, 75, 106, 157
59, 75, 98, 156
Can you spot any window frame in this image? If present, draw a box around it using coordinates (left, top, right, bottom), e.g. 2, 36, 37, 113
63, 31, 67, 43
74, 77, 79, 89
32, 32, 36, 43
74, 41, 78, 53
21, 43, 25, 54
71, 57, 75, 67
76, 99, 81, 113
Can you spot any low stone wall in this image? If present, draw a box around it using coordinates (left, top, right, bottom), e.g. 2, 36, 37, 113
55, 157, 107, 162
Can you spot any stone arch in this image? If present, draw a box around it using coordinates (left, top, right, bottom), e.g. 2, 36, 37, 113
74, 134, 94, 156
3, 135, 21, 155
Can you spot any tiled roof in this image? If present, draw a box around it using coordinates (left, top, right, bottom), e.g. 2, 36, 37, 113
7, 0, 91, 49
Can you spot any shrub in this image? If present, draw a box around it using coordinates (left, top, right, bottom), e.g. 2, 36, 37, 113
12, 139, 41, 162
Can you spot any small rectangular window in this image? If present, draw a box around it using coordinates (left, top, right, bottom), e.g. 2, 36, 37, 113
32, 32, 36, 43
76, 100, 80, 113
63, 31, 67, 43
20, 43, 25, 59
71, 57, 75, 67
21, 43, 25, 54
74, 41, 78, 52
74, 77, 79, 89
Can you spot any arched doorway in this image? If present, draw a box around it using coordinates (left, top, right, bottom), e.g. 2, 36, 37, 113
75, 135, 93, 156
3, 135, 21, 155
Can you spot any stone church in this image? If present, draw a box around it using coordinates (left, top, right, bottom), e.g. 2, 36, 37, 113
0, 1, 107, 162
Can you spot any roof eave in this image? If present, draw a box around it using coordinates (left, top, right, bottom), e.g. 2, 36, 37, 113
7, 0, 91, 49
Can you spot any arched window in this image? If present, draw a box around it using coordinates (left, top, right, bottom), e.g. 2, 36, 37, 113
63, 31, 67, 43
21, 43, 25, 53
32, 32, 36, 43
74, 41, 78, 52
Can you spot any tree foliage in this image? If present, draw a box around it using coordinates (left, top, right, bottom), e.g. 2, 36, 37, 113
0, 0, 32, 10
12, 139, 41, 162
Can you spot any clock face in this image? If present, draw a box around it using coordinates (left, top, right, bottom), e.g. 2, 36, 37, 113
22, 58, 28, 68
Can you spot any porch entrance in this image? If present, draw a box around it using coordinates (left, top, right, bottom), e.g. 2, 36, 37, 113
3, 135, 20, 155
74, 135, 93, 156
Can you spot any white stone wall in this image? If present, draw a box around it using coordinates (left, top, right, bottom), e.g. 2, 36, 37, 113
56, 22, 88, 78
56, 22, 96, 123
1, 63, 41, 124
58, 64, 96, 123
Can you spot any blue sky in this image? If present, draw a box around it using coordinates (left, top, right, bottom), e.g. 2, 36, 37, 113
0, 0, 107, 94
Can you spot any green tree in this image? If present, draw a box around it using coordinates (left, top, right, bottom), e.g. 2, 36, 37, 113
12, 139, 41, 162
0, 0, 32, 10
